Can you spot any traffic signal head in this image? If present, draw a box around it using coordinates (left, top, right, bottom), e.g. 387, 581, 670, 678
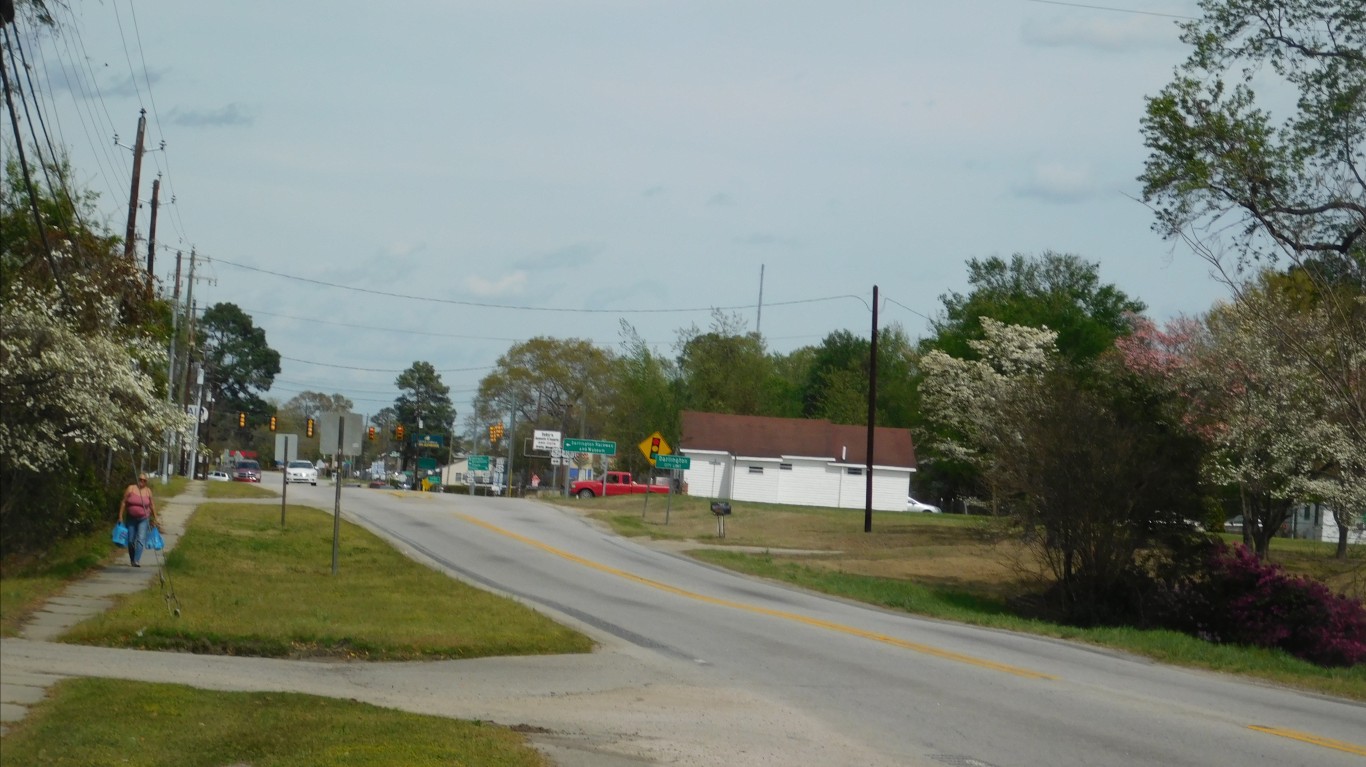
238, 412, 246, 428
368, 426, 376, 441
306, 418, 315, 438
650, 437, 661, 458
269, 415, 278, 432
395, 425, 405, 440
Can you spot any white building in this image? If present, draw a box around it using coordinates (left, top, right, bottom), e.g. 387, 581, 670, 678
1286, 502, 1366, 545
678, 411, 918, 512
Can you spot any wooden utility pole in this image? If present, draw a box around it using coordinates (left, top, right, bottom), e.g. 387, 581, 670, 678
864, 285, 879, 533
146, 177, 160, 288
123, 109, 147, 261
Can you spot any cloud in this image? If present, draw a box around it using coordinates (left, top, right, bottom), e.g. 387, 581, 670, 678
1013, 162, 1098, 203
641, 185, 666, 198
167, 103, 254, 127
463, 271, 528, 297
734, 233, 799, 248
1020, 15, 1182, 52
513, 242, 601, 271
707, 193, 735, 207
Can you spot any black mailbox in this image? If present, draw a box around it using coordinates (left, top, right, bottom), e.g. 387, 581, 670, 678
710, 502, 732, 516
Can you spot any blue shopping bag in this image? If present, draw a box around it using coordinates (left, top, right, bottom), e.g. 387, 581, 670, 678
112, 522, 129, 547
147, 526, 165, 551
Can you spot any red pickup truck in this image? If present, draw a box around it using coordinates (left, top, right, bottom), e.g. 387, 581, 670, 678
570, 471, 670, 498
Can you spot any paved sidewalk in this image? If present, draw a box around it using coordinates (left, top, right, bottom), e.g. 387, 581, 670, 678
1, 479, 204, 734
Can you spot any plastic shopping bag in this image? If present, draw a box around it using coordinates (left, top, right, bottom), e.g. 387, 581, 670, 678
112, 522, 129, 548
147, 526, 164, 551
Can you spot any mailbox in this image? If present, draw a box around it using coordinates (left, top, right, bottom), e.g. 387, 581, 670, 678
710, 502, 732, 516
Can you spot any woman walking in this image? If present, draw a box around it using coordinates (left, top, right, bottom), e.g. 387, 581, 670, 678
118, 473, 159, 567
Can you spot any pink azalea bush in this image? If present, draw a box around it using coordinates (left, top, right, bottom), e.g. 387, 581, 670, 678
1172, 543, 1366, 667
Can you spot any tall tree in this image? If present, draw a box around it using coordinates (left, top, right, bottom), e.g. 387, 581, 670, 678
1139, 0, 1364, 277
1139, 0, 1365, 555
924, 252, 1146, 363
675, 311, 772, 416
799, 327, 917, 427
471, 338, 614, 479
394, 360, 455, 448
922, 319, 1204, 622
609, 323, 678, 473
915, 253, 1144, 505
197, 303, 281, 449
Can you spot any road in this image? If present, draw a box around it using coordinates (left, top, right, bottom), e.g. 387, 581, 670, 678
277, 484, 1365, 767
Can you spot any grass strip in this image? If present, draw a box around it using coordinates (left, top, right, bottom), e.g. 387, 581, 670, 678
61, 503, 593, 659
0, 677, 548, 767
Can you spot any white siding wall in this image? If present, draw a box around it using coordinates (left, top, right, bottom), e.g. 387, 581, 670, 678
778, 458, 839, 507
731, 457, 781, 503
681, 451, 731, 499
682, 451, 911, 511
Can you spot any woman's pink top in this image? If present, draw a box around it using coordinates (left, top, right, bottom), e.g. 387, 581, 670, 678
124, 487, 152, 519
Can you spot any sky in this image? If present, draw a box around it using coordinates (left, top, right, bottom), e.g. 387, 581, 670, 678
5, 0, 1228, 429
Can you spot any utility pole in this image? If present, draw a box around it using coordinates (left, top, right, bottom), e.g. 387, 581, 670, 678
146, 176, 160, 286
123, 109, 147, 262
177, 249, 199, 410
864, 285, 879, 533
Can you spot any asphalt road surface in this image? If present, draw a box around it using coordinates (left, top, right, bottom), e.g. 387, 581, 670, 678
262, 484, 1366, 767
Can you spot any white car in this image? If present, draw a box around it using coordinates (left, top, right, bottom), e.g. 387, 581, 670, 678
207, 470, 231, 482
285, 460, 319, 485
905, 496, 942, 513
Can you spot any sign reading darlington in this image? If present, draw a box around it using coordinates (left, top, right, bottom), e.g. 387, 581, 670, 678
562, 438, 616, 455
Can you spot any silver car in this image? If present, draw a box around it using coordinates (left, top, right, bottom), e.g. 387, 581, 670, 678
285, 460, 318, 485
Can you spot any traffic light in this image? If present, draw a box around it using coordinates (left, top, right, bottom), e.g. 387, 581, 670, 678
395, 425, 405, 441
649, 436, 661, 460
238, 412, 246, 428
269, 415, 277, 432
306, 418, 315, 438
489, 423, 504, 442
368, 426, 376, 441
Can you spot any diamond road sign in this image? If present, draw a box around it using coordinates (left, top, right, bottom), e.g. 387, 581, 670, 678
654, 453, 691, 471
562, 438, 616, 455
467, 455, 490, 471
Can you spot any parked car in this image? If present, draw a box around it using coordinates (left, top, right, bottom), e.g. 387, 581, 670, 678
232, 460, 262, 483
207, 470, 231, 482
905, 496, 942, 513
285, 460, 318, 485
1224, 515, 1245, 534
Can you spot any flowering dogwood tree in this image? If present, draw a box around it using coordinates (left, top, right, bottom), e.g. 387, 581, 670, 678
0, 279, 189, 472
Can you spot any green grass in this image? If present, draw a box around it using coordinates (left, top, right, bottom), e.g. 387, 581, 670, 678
206, 480, 280, 499
62, 502, 594, 659
0, 476, 191, 637
0, 677, 549, 767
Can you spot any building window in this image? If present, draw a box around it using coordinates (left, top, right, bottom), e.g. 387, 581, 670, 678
779, 463, 792, 471
748, 466, 764, 475
846, 467, 862, 476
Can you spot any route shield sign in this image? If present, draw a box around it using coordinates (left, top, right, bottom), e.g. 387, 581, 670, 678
654, 454, 691, 471
467, 455, 490, 471
562, 438, 616, 455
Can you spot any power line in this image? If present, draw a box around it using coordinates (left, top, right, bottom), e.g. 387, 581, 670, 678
278, 355, 497, 374
1020, 0, 1196, 19
209, 254, 863, 315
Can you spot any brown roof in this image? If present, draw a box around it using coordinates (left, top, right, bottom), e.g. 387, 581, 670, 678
679, 411, 916, 468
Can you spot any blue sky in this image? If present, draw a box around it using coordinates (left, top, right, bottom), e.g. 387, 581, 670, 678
8, 0, 1222, 423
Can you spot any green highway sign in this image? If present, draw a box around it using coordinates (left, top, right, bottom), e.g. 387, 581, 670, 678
654, 454, 691, 471
562, 438, 616, 455
467, 455, 490, 471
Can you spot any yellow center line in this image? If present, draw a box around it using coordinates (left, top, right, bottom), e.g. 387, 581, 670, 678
1248, 726, 1366, 757
455, 512, 1056, 680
